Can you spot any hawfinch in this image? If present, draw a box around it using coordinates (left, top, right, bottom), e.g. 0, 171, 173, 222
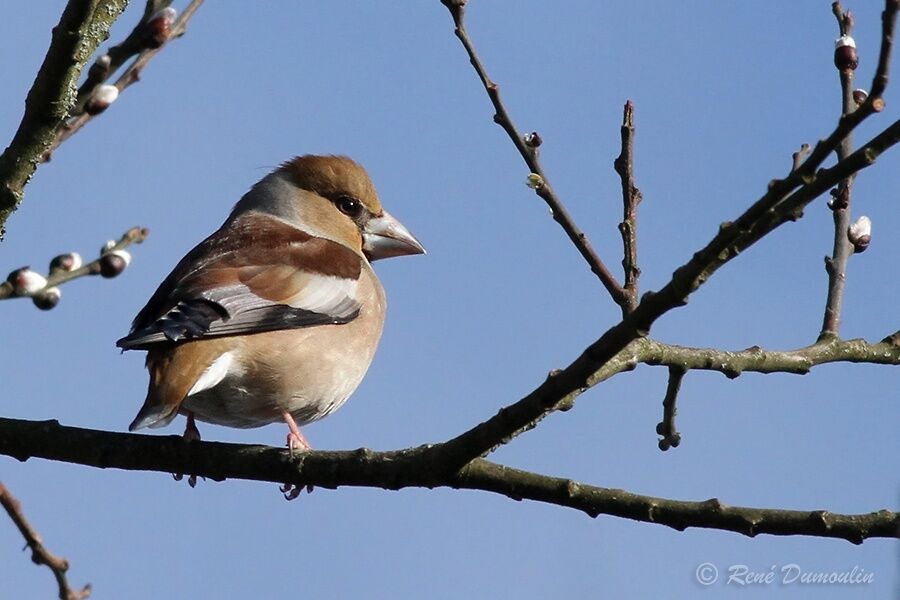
117, 155, 424, 450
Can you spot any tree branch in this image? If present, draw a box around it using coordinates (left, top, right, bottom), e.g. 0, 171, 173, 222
46, 0, 205, 161
0, 482, 91, 600
430, 115, 900, 472
655, 366, 684, 451
636, 334, 900, 376
0, 0, 128, 238
439, 0, 630, 313
614, 100, 642, 312
425, 0, 898, 471
820, 2, 860, 339
0, 419, 895, 544
0, 226, 148, 306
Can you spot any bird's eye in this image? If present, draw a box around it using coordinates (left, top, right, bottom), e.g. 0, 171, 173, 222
336, 195, 362, 217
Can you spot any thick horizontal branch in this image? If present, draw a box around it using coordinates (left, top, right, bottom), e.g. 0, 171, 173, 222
0, 0, 128, 238
457, 461, 897, 544
0, 418, 895, 544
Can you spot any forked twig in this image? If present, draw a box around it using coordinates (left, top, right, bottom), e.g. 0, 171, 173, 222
0, 483, 91, 600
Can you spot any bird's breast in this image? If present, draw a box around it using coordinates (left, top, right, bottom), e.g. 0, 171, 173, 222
183, 265, 386, 429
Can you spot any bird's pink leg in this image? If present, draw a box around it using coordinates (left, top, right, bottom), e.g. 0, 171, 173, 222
280, 411, 314, 500
183, 412, 201, 442
282, 411, 311, 455
174, 412, 202, 487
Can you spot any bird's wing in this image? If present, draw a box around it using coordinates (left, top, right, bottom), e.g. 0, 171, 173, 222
117, 212, 363, 350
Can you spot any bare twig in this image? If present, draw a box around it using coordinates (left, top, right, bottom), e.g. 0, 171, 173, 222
439, 0, 630, 313
46, 0, 205, 160
0, 483, 91, 600
790, 143, 811, 172
634, 334, 900, 375
656, 366, 684, 451
73, 0, 175, 114
430, 111, 900, 472
820, 2, 860, 339
0, 227, 149, 304
0, 0, 129, 238
0, 419, 896, 544
613, 100, 642, 312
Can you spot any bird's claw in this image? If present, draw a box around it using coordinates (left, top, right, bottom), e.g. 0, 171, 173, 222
280, 483, 315, 501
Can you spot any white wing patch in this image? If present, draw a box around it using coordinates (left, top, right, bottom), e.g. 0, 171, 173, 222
188, 351, 236, 396
286, 272, 359, 318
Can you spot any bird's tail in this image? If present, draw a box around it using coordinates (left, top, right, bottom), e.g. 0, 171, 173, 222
128, 345, 218, 431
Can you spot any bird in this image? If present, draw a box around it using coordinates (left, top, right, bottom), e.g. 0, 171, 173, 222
117, 155, 425, 455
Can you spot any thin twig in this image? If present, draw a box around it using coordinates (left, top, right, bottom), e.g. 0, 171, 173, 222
656, 366, 685, 451
72, 0, 173, 115
613, 100, 642, 312
0, 227, 149, 302
635, 334, 900, 375
0, 0, 129, 238
46, 0, 205, 160
820, 2, 860, 339
430, 112, 900, 473
439, 0, 630, 313
0, 483, 91, 600
790, 143, 811, 172
0, 419, 895, 544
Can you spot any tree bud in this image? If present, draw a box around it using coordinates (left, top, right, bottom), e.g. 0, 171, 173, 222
142, 7, 177, 49
6, 267, 47, 295
99, 250, 131, 278
834, 35, 858, 71
852, 88, 868, 106
49, 252, 83, 273
847, 215, 871, 253
525, 173, 544, 189
523, 131, 542, 148
85, 84, 119, 116
32, 287, 61, 310
87, 54, 112, 83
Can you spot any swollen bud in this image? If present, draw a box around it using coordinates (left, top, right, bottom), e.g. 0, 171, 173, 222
523, 131, 542, 148
99, 250, 131, 278
32, 287, 61, 311
6, 267, 47, 295
525, 173, 544, 190
85, 84, 119, 116
87, 54, 112, 83
847, 215, 871, 253
852, 88, 868, 106
834, 35, 858, 71
49, 252, 83, 273
142, 7, 177, 49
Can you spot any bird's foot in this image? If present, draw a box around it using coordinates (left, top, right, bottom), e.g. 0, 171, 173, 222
282, 411, 311, 458
280, 412, 315, 498
183, 412, 201, 443
280, 482, 315, 501
286, 431, 311, 456
173, 412, 204, 487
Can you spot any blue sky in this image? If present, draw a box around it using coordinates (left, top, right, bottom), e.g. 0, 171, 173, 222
1, 2, 897, 598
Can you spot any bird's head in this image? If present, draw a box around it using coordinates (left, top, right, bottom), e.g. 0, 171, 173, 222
233, 155, 425, 261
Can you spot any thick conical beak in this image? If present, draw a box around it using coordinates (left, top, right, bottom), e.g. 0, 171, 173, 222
362, 210, 426, 261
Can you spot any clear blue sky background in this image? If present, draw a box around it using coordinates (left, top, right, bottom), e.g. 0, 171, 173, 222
1, 2, 897, 598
